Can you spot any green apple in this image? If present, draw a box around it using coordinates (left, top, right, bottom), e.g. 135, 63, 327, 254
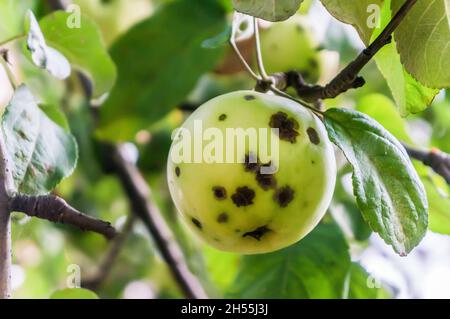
167, 91, 336, 254
260, 16, 321, 83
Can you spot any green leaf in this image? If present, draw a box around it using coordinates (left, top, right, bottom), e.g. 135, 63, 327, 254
202, 24, 232, 49
25, 10, 71, 80
50, 288, 99, 299
0, 0, 33, 42
227, 223, 351, 298
2, 85, 78, 195
324, 108, 428, 256
373, 0, 439, 115
415, 163, 450, 235
320, 0, 384, 45
232, 0, 304, 22
347, 263, 390, 299
392, 0, 450, 89
38, 11, 117, 98
97, 0, 226, 141
356, 93, 412, 142
38, 104, 70, 132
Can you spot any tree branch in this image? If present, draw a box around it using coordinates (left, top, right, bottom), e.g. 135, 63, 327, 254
0, 71, 15, 299
9, 194, 117, 239
403, 144, 450, 185
107, 145, 208, 299
47, 0, 207, 301
275, 0, 418, 103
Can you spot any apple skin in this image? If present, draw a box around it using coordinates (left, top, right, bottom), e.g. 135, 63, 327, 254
260, 16, 321, 83
167, 91, 336, 254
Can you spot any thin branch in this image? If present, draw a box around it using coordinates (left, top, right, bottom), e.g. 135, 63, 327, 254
0, 132, 13, 299
403, 144, 450, 185
9, 194, 117, 239
48, 0, 208, 300
275, 0, 418, 103
107, 145, 208, 299
83, 215, 135, 290
253, 17, 269, 80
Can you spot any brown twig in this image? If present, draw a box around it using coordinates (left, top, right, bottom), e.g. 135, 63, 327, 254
107, 145, 208, 299
403, 144, 450, 185
9, 194, 117, 239
275, 0, 418, 103
0, 133, 14, 299
48, 0, 207, 300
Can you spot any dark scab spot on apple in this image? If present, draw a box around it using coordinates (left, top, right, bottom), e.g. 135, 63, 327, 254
175, 167, 181, 177
269, 112, 300, 143
243, 225, 271, 241
212, 186, 227, 200
217, 213, 229, 223
191, 218, 202, 230
255, 163, 277, 190
231, 186, 255, 207
307, 127, 320, 145
219, 114, 227, 121
244, 153, 260, 173
244, 95, 256, 101
274, 186, 295, 208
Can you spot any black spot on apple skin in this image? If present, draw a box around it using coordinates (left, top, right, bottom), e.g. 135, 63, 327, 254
212, 186, 227, 200
269, 112, 300, 143
274, 186, 295, 208
243, 226, 271, 241
255, 172, 277, 191
217, 213, 229, 223
244, 153, 260, 173
191, 218, 202, 230
175, 167, 181, 177
307, 127, 320, 145
219, 114, 227, 121
244, 95, 256, 101
231, 186, 256, 207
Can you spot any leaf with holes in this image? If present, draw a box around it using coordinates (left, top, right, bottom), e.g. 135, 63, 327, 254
232, 0, 304, 22
25, 10, 71, 80
227, 223, 350, 298
392, 0, 450, 89
324, 108, 428, 256
1, 85, 78, 195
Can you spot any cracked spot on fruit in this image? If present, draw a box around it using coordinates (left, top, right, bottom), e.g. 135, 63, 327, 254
175, 167, 181, 177
269, 112, 300, 143
307, 127, 320, 145
191, 218, 202, 230
219, 114, 227, 121
244, 95, 256, 101
217, 212, 229, 223
244, 153, 260, 173
231, 186, 255, 207
243, 226, 271, 241
212, 186, 227, 200
274, 186, 295, 207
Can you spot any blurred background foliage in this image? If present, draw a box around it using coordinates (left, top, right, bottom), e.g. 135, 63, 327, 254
0, 0, 449, 299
